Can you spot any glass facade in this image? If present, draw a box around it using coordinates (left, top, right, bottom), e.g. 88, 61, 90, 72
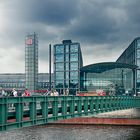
53, 40, 83, 95
25, 33, 38, 92
117, 37, 140, 93
80, 62, 136, 96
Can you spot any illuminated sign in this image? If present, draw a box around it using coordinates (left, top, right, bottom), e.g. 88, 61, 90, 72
26, 38, 33, 45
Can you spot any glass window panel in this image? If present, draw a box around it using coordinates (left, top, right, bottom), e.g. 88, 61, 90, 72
66, 72, 69, 79
55, 45, 64, 53
65, 63, 69, 70
55, 80, 63, 88
137, 70, 140, 79
70, 44, 78, 52
70, 71, 78, 79
65, 80, 69, 87
56, 72, 64, 80
137, 50, 140, 58
55, 63, 64, 71
55, 54, 64, 62
137, 39, 140, 48
70, 53, 78, 61
65, 45, 69, 53
65, 54, 69, 62
70, 62, 78, 70
70, 80, 78, 88
137, 59, 140, 67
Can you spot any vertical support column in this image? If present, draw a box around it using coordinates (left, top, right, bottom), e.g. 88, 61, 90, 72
0, 98, 7, 131
84, 96, 88, 115
29, 97, 36, 124
62, 96, 67, 118
115, 97, 119, 110
104, 97, 108, 112
108, 96, 112, 111
89, 97, 94, 114
16, 97, 23, 128
100, 97, 104, 112
52, 97, 58, 120
42, 96, 48, 123
69, 96, 75, 117
95, 97, 99, 114
111, 97, 114, 110
77, 96, 82, 116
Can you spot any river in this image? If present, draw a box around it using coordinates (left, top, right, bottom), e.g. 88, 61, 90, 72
0, 125, 140, 140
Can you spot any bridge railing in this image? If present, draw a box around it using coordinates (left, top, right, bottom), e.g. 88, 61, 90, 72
0, 96, 140, 131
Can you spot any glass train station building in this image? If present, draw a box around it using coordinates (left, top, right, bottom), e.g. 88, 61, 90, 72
80, 62, 137, 96
116, 37, 140, 93
0, 37, 140, 96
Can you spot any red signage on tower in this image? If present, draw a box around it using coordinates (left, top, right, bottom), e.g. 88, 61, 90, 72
26, 38, 33, 45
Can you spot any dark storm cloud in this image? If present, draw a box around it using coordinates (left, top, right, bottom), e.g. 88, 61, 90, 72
13, 0, 78, 26
0, 0, 140, 72
7, 0, 140, 46
62, 0, 140, 45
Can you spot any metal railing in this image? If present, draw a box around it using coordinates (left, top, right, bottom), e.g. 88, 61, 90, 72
0, 96, 140, 131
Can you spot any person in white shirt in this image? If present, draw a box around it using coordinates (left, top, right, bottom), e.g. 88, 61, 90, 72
12, 88, 18, 97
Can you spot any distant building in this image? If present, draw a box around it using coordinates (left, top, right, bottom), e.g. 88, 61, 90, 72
53, 40, 83, 95
0, 73, 53, 93
117, 37, 140, 93
25, 33, 38, 92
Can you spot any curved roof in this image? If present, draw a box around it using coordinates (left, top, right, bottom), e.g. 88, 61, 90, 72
80, 62, 137, 73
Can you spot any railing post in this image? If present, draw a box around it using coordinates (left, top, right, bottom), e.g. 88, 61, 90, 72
16, 97, 23, 128
42, 96, 48, 123
29, 97, 37, 124
89, 96, 94, 114
95, 96, 99, 113
100, 97, 104, 112
62, 96, 67, 118
84, 96, 88, 115
0, 97, 7, 131
104, 96, 108, 112
77, 96, 82, 115
52, 96, 58, 120
112, 97, 115, 110
69, 96, 75, 117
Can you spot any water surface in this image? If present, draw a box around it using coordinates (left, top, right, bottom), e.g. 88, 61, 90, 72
0, 125, 140, 140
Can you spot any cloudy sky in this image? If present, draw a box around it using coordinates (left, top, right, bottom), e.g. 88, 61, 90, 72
0, 0, 140, 73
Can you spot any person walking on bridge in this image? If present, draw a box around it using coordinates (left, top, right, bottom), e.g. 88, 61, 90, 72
22, 89, 31, 97
12, 88, 18, 97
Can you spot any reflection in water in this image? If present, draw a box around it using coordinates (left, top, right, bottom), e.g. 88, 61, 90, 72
0, 125, 140, 140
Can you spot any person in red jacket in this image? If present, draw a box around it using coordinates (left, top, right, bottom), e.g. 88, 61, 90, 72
22, 89, 31, 97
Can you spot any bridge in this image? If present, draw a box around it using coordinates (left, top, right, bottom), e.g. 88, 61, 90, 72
0, 96, 140, 131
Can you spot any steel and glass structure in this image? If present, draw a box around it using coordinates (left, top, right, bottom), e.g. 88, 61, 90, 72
25, 33, 38, 93
117, 37, 140, 93
80, 62, 137, 96
53, 40, 83, 95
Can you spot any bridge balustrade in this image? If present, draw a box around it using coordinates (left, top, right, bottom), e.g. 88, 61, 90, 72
0, 96, 140, 131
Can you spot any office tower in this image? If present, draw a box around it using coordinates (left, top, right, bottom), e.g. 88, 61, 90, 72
53, 40, 83, 95
25, 33, 38, 93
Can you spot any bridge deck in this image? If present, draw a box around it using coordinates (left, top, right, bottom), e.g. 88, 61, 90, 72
0, 96, 140, 131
